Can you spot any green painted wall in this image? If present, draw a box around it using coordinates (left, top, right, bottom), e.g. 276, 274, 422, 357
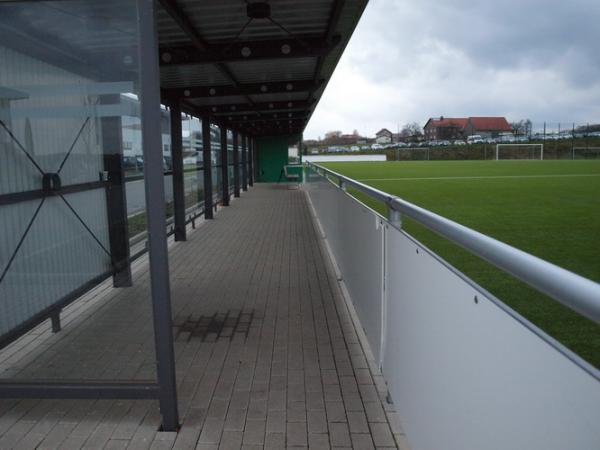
256, 134, 301, 182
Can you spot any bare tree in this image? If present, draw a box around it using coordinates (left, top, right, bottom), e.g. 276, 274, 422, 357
400, 122, 423, 138
511, 119, 533, 136
323, 130, 343, 144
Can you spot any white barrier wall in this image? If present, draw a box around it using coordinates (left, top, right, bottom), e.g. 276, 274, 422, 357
305, 167, 600, 450
303, 154, 386, 162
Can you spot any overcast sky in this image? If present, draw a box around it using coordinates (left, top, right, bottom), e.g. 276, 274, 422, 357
304, 0, 600, 140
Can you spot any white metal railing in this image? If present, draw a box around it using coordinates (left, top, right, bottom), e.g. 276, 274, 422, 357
307, 162, 600, 325
304, 161, 600, 450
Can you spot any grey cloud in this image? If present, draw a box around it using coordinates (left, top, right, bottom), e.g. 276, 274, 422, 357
305, 0, 600, 138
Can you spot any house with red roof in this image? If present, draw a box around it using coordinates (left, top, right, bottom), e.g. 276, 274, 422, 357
424, 116, 512, 140
464, 117, 512, 138
424, 117, 469, 140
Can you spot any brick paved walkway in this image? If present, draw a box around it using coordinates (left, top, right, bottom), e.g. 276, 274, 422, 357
0, 184, 408, 449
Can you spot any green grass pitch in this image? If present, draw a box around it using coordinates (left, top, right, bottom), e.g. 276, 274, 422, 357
321, 160, 600, 368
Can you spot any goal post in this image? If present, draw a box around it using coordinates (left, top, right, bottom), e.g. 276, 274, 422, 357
495, 143, 544, 160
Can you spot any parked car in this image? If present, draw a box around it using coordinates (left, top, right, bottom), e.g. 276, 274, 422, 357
466, 135, 484, 144
350, 145, 360, 152
371, 143, 383, 150
453, 140, 466, 146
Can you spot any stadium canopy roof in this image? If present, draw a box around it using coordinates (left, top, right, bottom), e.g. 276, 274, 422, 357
156, 0, 368, 137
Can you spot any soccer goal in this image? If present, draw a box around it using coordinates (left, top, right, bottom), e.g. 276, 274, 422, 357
495, 143, 544, 160
572, 147, 600, 160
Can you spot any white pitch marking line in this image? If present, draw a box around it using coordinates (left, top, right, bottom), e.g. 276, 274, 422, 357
357, 174, 600, 182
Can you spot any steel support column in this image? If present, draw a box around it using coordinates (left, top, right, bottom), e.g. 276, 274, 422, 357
101, 96, 132, 288
233, 130, 240, 198
253, 137, 258, 182
241, 134, 248, 191
202, 116, 213, 219
137, 0, 179, 432
248, 137, 254, 186
170, 102, 186, 241
220, 126, 230, 206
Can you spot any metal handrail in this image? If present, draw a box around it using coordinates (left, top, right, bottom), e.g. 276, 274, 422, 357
306, 162, 600, 325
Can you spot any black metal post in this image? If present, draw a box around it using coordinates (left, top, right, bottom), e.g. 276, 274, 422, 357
241, 134, 248, 191
202, 116, 213, 219
253, 137, 258, 182
101, 95, 132, 288
248, 137, 254, 186
137, 0, 179, 432
50, 312, 61, 333
170, 102, 186, 241
220, 125, 230, 206
233, 130, 240, 197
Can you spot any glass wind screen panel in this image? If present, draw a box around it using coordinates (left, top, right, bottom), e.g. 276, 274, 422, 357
384, 226, 600, 450
0, 1, 140, 344
184, 170, 203, 209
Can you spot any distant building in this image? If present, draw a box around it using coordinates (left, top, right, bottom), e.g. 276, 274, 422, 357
339, 134, 360, 145
424, 116, 512, 140
375, 128, 393, 143
423, 117, 468, 140
464, 117, 512, 138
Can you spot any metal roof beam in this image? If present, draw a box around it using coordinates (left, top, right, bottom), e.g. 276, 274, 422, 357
224, 114, 308, 125
162, 79, 323, 100
192, 100, 313, 115
158, 0, 249, 105
311, 0, 345, 93
159, 35, 341, 66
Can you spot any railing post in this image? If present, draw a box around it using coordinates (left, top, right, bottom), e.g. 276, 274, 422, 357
202, 116, 213, 219
241, 134, 248, 191
220, 125, 230, 206
339, 179, 347, 191
233, 130, 240, 198
137, 0, 179, 431
170, 102, 186, 241
387, 207, 402, 228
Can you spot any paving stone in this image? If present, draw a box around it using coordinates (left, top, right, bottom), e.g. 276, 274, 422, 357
242, 419, 265, 445
328, 422, 351, 447
369, 422, 396, 447
347, 411, 369, 434
325, 402, 346, 423
351, 433, 375, 450
308, 432, 331, 450
307, 409, 327, 434
286, 421, 308, 447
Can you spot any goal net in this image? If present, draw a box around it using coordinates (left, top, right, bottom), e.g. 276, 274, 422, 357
572, 147, 600, 159
495, 144, 544, 160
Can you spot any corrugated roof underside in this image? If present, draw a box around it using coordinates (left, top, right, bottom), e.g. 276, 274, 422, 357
156, 0, 369, 135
